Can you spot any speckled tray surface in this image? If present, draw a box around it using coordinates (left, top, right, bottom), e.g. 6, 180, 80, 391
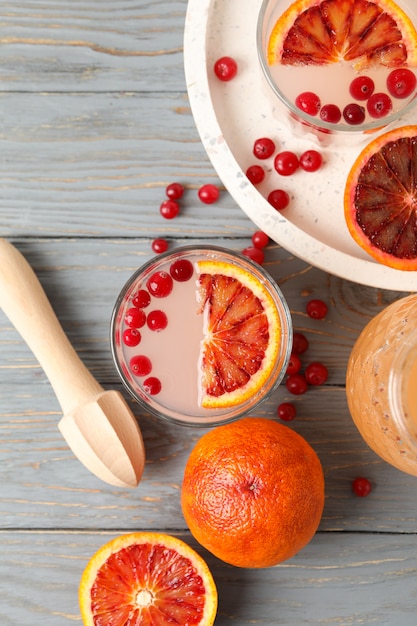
184, 0, 417, 291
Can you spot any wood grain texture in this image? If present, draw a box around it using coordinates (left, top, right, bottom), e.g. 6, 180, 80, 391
1, 531, 417, 626
1, 0, 417, 624
0, 1, 187, 92
0, 92, 247, 238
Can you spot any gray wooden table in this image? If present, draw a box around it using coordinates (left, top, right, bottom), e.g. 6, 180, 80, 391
1, 2, 417, 625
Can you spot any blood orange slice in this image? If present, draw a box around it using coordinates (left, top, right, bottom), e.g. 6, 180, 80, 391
344, 124, 417, 270
197, 260, 281, 408
79, 532, 218, 626
267, 0, 417, 69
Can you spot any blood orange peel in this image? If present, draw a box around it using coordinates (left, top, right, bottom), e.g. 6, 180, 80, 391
79, 532, 218, 626
197, 260, 282, 409
267, 0, 417, 70
181, 417, 325, 568
344, 124, 417, 270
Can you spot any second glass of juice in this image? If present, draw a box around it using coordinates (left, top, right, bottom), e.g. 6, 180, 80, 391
111, 245, 292, 426
257, 0, 417, 143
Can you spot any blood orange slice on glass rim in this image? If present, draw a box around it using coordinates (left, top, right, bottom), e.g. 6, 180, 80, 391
267, 0, 417, 70
79, 532, 218, 626
344, 124, 417, 270
196, 260, 281, 408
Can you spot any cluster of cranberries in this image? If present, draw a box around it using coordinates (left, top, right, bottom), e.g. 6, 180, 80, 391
213, 56, 324, 210
152, 182, 221, 254
296, 68, 417, 126
277, 298, 329, 424
154, 179, 272, 267
123, 259, 195, 396
240, 229, 270, 265
247, 137, 323, 211
275, 299, 372, 497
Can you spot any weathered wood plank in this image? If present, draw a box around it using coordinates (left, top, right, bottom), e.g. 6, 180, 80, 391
2, 380, 417, 532
1, 530, 417, 626
0, 0, 187, 93
0, 92, 255, 238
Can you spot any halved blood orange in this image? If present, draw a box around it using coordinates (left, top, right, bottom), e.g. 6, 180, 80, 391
344, 124, 417, 270
267, 0, 417, 69
197, 260, 281, 408
79, 532, 218, 626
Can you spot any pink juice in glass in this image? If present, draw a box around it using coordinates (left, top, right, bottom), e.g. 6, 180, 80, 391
257, 0, 417, 143
110, 246, 292, 426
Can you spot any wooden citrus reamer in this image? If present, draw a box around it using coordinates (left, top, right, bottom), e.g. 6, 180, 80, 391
0, 238, 145, 488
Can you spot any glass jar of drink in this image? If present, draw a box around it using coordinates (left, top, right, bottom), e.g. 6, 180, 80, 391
111, 245, 292, 427
346, 294, 417, 475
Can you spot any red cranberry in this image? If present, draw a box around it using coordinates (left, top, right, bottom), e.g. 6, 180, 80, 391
214, 56, 238, 81
306, 299, 328, 319
292, 332, 309, 354
160, 199, 180, 219
387, 68, 417, 98
252, 230, 269, 249
349, 76, 375, 100
277, 402, 297, 421
268, 189, 290, 210
286, 353, 302, 376
170, 259, 194, 282
123, 328, 141, 347
130, 355, 152, 377
300, 150, 323, 172
352, 477, 372, 497
367, 92, 392, 118
295, 91, 321, 115
253, 137, 276, 159
147, 310, 168, 332
246, 165, 265, 185
146, 271, 173, 298
274, 151, 299, 176
305, 362, 328, 386
143, 376, 162, 395
320, 103, 342, 124
152, 238, 168, 254
125, 307, 146, 328
343, 103, 366, 125
286, 373, 308, 395
166, 182, 184, 200
132, 289, 151, 309
198, 184, 220, 204
242, 246, 264, 265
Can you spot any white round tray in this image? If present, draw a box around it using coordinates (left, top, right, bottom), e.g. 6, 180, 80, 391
184, 0, 417, 291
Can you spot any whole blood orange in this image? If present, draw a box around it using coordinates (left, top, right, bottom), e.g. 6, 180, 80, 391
79, 532, 218, 625
181, 417, 325, 568
268, 0, 417, 69
344, 124, 417, 270
197, 260, 282, 409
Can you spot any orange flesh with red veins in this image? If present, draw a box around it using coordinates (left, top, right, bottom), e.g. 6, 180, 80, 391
198, 273, 269, 399
353, 135, 417, 260
90, 543, 206, 625
270, 0, 417, 68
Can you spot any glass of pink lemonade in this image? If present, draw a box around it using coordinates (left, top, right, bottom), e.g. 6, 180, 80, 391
111, 246, 292, 426
257, 0, 417, 143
